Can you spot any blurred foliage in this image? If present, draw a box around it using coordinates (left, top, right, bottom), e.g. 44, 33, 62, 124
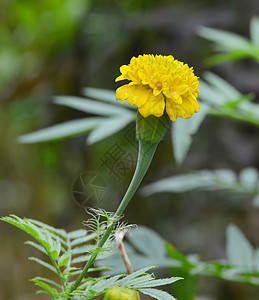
1, 0, 259, 299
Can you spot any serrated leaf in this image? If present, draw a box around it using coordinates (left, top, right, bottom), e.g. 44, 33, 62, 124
29, 257, 57, 273
250, 16, 259, 46
136, 277, 182, 288
226, 224, 254, 271
172, 103, 209, 164
139, 288, 176, 300
18, 118, 100, 144
87, 115, 133, 145
117, 266, 156, 286
54, 96, 127, 116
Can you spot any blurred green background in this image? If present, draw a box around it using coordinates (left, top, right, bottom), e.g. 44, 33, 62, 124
1, 0, 259, 299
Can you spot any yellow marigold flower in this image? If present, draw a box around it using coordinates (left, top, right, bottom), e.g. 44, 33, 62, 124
115, 54, 200, 121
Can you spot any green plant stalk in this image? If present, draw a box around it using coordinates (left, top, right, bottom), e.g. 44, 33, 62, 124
70, 140, 158, 293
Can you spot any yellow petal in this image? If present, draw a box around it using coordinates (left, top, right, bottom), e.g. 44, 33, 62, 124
116, 84, 151, 107
176, 95, 199, 119
138, 93, 165, 118
115, 84, 130, 104
165, 98, 178, 121
115, 74, 126, 82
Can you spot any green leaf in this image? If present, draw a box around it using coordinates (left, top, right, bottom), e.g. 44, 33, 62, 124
139, 288, 176, 300
198, 26, 250, 51
70, 233, 96, 247
204, 72, 242, 100
28, 218, 67, 240
141, 169, 237, 196
58, 250, 71, 267
169, 270, 197, 300
29, 257, 57, 273
30, 278, 57, 296
127, 226, 167, 258
67, 229, 88, 239
172, 103, 209, 164
54, 96, 127, 116
31, 276, 62, 289
226, 224, 254, 271
118, 266, 156, 286
204, 52, 249, 67
239, 167, 259, 191
87, 115, 133, 145
82, 87, 116, 103
136, 277, 182, 288
166, 243, 193, 268
71, 254, 91, 264
252, 195, 259, 208
250, 16, 259, 46
99, 227, 177, 276
254, 249, 259, 272
25, 241, 47, 255
52, 239, 61, 260
18, 118, 100, 143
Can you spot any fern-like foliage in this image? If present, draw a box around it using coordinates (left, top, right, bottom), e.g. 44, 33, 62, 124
1, 215, 181, 299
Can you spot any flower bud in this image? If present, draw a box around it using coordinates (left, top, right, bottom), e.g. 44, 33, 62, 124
104, 286, 138, 300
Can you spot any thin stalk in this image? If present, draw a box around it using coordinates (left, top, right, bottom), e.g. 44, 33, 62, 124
70, 140, 158, 293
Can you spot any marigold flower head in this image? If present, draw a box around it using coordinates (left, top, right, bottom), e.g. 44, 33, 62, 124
115, 54, 200, 121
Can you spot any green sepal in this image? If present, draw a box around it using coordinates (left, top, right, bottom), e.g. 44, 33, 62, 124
136, 112, 170, 144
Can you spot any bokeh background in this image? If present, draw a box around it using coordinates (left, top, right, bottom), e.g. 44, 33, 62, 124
1, 0, 259, 299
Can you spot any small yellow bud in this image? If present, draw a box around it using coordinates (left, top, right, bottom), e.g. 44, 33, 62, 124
104, 286, 138, 300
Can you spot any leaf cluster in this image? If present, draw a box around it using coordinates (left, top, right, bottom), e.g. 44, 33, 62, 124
103, 225, 259, 300
1, 215, 180, 299
197, 16, 259, 65
18, 88, 135, 145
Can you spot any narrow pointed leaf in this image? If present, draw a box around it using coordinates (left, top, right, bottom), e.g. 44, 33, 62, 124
25, 241, 47, 255
139, 288, 176, 300
58, 250, 71, 267
136, 277, 182, 288
29, 257, 57, 273
82, 87, 116, 103
31, 279, 57, 295
18, 118, 100, 143
250, 16, 259, 46
54, 96, 127, 116
172, 103, 209, 164
32, 276, 62, 289
87, 115, 133, 145
226, 224, 254, 271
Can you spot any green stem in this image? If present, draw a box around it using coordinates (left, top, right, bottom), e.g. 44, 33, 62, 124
70, 140, 158, 293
